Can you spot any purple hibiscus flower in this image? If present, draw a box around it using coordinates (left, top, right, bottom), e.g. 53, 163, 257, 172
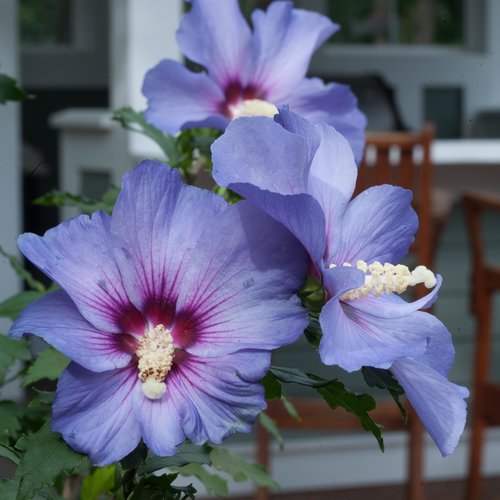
9, 160, 308, 465
142, 0, 366, 162
211, 110, 468, 456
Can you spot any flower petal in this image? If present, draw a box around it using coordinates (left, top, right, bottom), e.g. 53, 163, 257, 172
8, 291, 131, 372
168, 350, 269, 445
328, 185, 418, 266
250, 2, 338, 101
176, 0, 252, 87
285, 77, 367, 163
111, 160, 226, 324
133, 385, 185, 457
17, 211, 134, 333
52, 364, 141, 466
348, 276, 442, 319
391, 357, 468, 456
319, 299, 434, 372
175, 201, 308, 356
143, 59, 227, 134
323, 265, 365, 299
307, 123, 358, 253
211, 114, 326, 266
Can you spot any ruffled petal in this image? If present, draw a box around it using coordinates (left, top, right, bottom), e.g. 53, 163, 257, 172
168, 350, 269, 445
176, 0, 252, 87
8, 291, 131, 372
285, 77, 367, 163
174, 201, 308, 356
250, 2, 338, 101
328, 185, 418, 266
348, 276, 442, 319
52, 364, 141, 466
211, 113, 326, 267
307, 123, 358, 251
143, 59, 227, 134
391, 357, 469, 456
133, 385, 185, 457
111, 160, 226, 325
319, 299, 434, 372
17, 212, 134, 333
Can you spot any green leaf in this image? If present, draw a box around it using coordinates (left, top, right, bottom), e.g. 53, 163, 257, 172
210, 448, 279, 490
0, 291, 46, 320
258, 413, 284, 450
81, 466, 115, 500
313, 377, 384, 452
23, 348, 69, 387
0, 479, 18, 500
28, 391, 55, 408
34, 188, 118, 216
171, 463, 228, 497
269, 366, 332, 388
0, 335, 31, 384
281, 394, 300, 421
15, 423, 88, 500
0, 402, 23, 444
0, 73, 32, 104
362, 367, 408, 423
261, 372, 281, 400
0, 443, 20, 465
303, 313, 322, 350
112, 107, 180, 166
0, 246, 45, 292
130, 473, 197, 500
120, 441, 147, 470
139, 442, 212, 476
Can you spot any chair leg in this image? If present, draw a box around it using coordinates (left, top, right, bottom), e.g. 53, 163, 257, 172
407, 409, 425, 500
255, 420, 271, 500
466, 415, 486, 500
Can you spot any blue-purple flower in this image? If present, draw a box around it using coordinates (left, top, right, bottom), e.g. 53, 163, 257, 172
142, 0, 366, 162
211, 110, 468, 456
9, 160, 308, 465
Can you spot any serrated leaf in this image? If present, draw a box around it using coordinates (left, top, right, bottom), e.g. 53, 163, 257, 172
313, 377, 384, 452
269, 366, 331, 388
210, 448, 279, 490
261, 372, 281, 400
0, 335, 31, 384
0, 402, 23, 444
362, 367, 408, 423
139, 442, 212, 476
258, 413, 284, 450
0, 291, 46, 320
0, 443, 20, 465
81, 466, 115, 500
28, 391, 55, 408
33, 189, 116, 215
0, 73, 32, 104
0, 246, 45, 292
171, 463, 227, 497
130, 473, 197, 500
112, 107, 180, 166
23, 349, 69, 387
15, 423, 88, 500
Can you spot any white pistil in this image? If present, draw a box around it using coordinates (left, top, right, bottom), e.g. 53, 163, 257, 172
136, 324, 174, 400
329, 260, 437, 301
230, 99, 278, 119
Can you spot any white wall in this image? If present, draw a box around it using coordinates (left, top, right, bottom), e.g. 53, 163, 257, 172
311, 0, 500, 133
0, 0, 21, 317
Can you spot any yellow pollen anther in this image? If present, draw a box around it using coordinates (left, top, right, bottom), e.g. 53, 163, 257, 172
329, 260, 437, 301
136, 324, 174, 400
230, 99, 278, 119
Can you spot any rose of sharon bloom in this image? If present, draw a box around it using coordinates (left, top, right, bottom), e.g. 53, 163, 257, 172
9, 161, 308, 465
142, 0, 367, 162
211, 110, 468, 456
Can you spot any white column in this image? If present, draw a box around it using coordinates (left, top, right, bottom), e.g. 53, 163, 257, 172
110, 0, 183, 157
0, 0, 21, 326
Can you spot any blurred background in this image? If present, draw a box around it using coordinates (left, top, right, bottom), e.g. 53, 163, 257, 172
1, 0, 500, 498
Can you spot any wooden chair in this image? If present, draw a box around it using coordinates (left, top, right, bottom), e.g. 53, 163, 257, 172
463, 192, 500, 500
256, 125, 451, 500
